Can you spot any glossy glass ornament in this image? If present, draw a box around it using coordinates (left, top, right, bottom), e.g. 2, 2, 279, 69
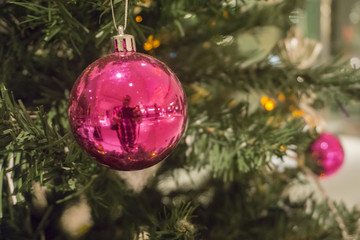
68, 51, 187, 171
310, 132, 344, 177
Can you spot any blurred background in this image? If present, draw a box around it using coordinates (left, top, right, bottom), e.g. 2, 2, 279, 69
301, 0, 360, 207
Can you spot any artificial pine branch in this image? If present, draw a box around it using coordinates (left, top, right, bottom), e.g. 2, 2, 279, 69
1, 0, 360, 239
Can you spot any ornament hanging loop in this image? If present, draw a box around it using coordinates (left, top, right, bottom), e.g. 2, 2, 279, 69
110, 0, 129, 32
110, 0, 135, 53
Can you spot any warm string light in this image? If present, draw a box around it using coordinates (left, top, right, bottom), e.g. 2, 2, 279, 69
277, 93, 286, 102
261, 94, 305, 116
222, 10, 229, 19
292, 109, 304, 117
260, 96, 275, 111
135, 15, 143, 22
210, 10, 230, 28
144, 35, 160, 51
264, 100, 275, 111
260, 95, 269, 105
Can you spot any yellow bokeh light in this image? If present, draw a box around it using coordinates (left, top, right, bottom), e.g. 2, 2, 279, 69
202, 41, 211, 49
211, 20, 216, 27
280, 145, 285, 151
153, 40, 160, 48
136, 15, 143, 22
265, 100, 275, 111
228, 99, 237, 107
144, 42, 153, 51
152, 153, 156, 156
278, 93, 285, 102
292, 109, 304, 117
222, 10, 229, 19
147, 35, 154, 42
260, 96, 269, 106
144, 35, 161, 51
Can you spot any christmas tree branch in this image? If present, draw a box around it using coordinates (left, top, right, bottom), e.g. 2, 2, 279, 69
299, 162, 352, 240
2, 0, 360, 238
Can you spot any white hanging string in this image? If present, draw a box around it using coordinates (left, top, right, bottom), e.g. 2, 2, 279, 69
110, 0, 129, 34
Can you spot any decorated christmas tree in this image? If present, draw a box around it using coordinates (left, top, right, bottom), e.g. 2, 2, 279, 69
1, 0, 360, 239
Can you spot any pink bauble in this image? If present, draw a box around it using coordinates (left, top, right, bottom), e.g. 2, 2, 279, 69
68, 52, 187, 171
310, 133, 344, 177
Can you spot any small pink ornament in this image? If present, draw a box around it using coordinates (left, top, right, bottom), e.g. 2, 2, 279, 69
310, 133, 344, 177
68, 29, 187, 171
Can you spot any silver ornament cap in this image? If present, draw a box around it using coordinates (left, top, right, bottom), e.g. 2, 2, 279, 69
111, 26, 136, 53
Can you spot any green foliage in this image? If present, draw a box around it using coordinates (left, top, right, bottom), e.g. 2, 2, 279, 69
186, 97, 312, 180
1, 0, 360, 239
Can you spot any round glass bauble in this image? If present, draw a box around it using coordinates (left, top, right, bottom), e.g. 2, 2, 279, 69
68, 52, 187, 171
310, 132, 344, 177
